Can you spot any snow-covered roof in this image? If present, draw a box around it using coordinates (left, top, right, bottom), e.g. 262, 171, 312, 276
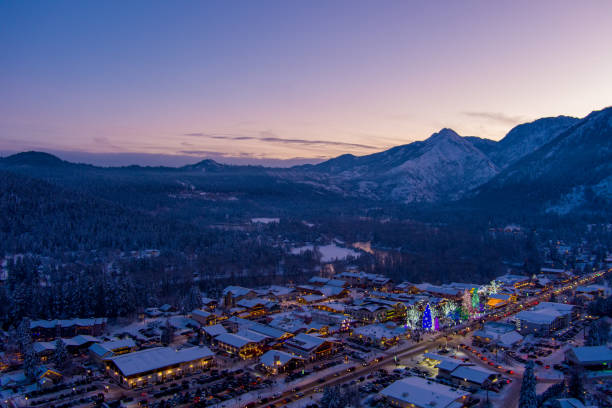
192, 309, 212, 319
380, 376, 469, 407
215, 333, 255, 348
61, 335, 99, 347
236, 329, 270, 343
33, 342, 56, 353
353, 323, 404, 340
30, 318, 107, 329
534, 302, 574, 314
516, 310, 561, 325
222, 286, 254, 297
110, 346, 214, 377
285, 333, 327, 351
260, 350, 304, 367
202, 324, 227, 337
568, 346, 612, 364
450, 365, 497, 385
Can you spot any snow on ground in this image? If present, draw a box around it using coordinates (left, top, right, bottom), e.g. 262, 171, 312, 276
291, 243, 362, 262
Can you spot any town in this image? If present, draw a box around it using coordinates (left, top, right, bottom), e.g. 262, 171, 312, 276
1, 254, 611, 408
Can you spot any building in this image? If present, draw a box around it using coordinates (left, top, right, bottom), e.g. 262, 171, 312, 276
259, 350, 305, 375
565, 346, 612, 370
214, 333, 262, 359
202, 324, 227, 342
284, 333, 339, 361
192, 309, 217, 326
352, 323, 404, 348
222, 286, 257, 309
106, 346, 214, 388
30, 318, 107, 341
486, 293, 515, 309
380, 376, 469, 408
472, 322, 523, 347
448, 365, 499, 388
89, 338, 137, 366
515, 302, 576, 336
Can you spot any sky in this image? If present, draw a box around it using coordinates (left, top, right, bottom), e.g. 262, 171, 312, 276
1, 1, 612, 166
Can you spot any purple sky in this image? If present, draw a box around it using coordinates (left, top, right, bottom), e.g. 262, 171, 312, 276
1, 1, 611, 166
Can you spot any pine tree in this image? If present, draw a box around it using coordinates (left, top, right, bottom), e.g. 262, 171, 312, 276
568, 368, 584, 402
519, 361, 537, 408
53, 338, 69, 371
161, 319, 175, 345
184, 285, 203, 313
23, 342, 39, 381
471, 290, 480, 310
17, 317, 32, 351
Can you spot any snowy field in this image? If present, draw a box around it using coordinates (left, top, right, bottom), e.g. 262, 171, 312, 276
291, 243, 362, 262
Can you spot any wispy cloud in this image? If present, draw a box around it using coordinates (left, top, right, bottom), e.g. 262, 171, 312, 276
462, 111, 526, 126
181, 130, 379, 150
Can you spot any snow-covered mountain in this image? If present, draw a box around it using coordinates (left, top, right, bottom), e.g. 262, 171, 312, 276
281, 128, 499, 202
482, 116, 579, 168
474, 106, 612, 214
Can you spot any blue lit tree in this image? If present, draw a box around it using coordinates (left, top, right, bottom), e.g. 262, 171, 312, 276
422, 304, 433, 331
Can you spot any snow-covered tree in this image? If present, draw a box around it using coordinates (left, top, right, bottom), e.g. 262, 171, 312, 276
568, 368, 584, 402
488, 280, 500, 295
53, 338, 69, 371
23, 342, 39, 381
519, 361, 537, 408
406, 307, 421, 329
183, 285, 203, 313
161, 319, 175, 345
17, 317, 31, 351
441, 300, 456, 318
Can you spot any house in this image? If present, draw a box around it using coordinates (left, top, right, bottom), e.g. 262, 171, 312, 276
380, 376, 469, 408
448, 365, 499, 388
214, 333, 262, 359
284, 333, 339, 361
352, 323, 404, 348
222, 286, 256, 309
202, 324, 227, 342
191, 309, 217, 326
565, 346, 612, 370
259, 350, 305, 375
473, 322, 523, 347
350, 303, 394, 323
106, 346, 214, 387
30, 318, 107, 341
89, 338, 137, 366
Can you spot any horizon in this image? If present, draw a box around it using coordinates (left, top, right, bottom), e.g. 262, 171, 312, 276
2, 1, 612, 166
0, 110, 590, 167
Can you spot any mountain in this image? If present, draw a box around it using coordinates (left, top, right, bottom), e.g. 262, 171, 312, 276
282, 128, 499, 202
486, 116, 579, 167
473, 106, 612, 215
1, 151, 72, 167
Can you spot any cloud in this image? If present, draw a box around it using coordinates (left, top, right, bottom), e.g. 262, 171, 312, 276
462, 111, 526, 126
182, 130, 379, 150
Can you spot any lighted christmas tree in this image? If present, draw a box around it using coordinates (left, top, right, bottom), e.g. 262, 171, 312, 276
434, 316, 440, 331
461, 290, 473, 320
471, 290, 480, 310
422, 303, 432, 331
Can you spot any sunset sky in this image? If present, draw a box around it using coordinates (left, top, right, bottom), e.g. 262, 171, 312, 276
1, 0, 611, 166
